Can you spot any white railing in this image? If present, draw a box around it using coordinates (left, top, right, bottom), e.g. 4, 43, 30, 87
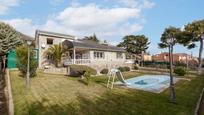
63, 59, 91, 65
125, 59, 135, 64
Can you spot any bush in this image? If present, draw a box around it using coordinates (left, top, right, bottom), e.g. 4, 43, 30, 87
133, 65, 139, 70
84, 70, 91, 85
174, 67, 186, 76
100, 68, 109, 74
174, 61, 186, 67
16, 45, 38, 77
69, 65, 97, 77
118, 66, 130, 72
118, 67, 126, 72
124, 66, 130, 71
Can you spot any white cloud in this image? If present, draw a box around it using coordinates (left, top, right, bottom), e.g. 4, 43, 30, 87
116, 0, 155, 9
2, 0, 154, 41
42, 3, 146, 39
3, 18, 38, 36
0, 0, 21, 15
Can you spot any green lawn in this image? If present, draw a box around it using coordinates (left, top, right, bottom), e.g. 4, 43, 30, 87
10, 70, 204, 115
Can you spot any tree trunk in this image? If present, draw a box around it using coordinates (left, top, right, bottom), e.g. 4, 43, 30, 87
169, 45, 176, 103
141, 52, 144, 67
198, 39, 203, 75
2, 56, 6, 73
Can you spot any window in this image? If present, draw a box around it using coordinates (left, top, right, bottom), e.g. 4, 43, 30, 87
94, 51, 105, 59
47, 38, 53, 45
117, 52, 123, 59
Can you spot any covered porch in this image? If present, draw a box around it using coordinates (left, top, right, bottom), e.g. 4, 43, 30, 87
62, 40, 94, 65
63, 48, 91, 65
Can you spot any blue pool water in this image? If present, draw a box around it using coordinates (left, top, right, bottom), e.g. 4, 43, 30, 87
118, 75, 179, 93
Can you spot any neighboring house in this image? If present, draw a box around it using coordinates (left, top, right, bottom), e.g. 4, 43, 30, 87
152, 52, 169, 62
174, 53, 192, 63
143, 54, 152, 61
152, 52, 198, 64
36, 30, 133, 71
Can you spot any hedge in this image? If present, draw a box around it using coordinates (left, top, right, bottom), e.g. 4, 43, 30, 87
118, 66, 130, 72
69, 65, 97, 77
174, 67, 186, 76
100, 68, 109, 74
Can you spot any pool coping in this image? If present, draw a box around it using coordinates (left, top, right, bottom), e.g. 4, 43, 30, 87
115, 75, 186, 93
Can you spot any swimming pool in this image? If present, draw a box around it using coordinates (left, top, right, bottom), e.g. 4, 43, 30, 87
117, 75, 179, 93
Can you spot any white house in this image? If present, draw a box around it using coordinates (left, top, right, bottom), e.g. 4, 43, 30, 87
35, 30, 133, 71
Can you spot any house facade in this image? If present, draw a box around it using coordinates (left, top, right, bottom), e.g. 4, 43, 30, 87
35, 30, 75, 68
143, 54, 152, 61
35, 30, 133, 71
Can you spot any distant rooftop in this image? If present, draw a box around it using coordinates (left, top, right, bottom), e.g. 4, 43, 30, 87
63, 40, 125, 52
35, 30, 75, 39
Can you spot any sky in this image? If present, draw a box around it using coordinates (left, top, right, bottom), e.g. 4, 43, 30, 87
0, 0, 203, 57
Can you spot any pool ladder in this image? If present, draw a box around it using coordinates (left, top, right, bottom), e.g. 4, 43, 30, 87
107, 72, 116, 89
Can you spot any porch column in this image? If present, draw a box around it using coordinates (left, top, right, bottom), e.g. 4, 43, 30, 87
73, 47, 76, 64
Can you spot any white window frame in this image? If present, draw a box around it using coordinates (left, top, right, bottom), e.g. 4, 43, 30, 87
116, 52, 123, 59
94, 51, 105, 59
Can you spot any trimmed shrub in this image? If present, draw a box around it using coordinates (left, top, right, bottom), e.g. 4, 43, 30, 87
174, 67, 186, 76
16, 45, 38, 77
124, 66, 130, 71
84, 70, 91, 85
118, 67, 126, 72
100, 68, 109, 74
69, 65, 97, 77
133, 65, 139, 70
118, 66, 130, 72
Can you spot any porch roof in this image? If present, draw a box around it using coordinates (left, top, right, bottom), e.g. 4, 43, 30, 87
62, 40, 125, 52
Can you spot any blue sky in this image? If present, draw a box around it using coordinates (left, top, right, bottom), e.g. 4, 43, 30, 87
0, 0, 203, 56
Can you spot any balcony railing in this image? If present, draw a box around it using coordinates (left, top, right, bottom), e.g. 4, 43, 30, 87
63, 59, 91, 65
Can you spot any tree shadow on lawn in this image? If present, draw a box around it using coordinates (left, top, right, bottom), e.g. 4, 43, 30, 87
25, 89, 185, 115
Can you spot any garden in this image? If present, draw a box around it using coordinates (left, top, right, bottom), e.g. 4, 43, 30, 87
9, 69, 204, 115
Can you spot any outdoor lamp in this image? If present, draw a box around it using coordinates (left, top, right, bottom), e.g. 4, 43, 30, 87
26, 40, 32, 88
27, 40, 32, 46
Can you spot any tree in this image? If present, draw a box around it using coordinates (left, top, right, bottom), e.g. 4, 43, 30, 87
0, 22, 22, 71
83, 33, 100, 43
45, 44, 64, 67
158, 26, 181, 103
117, 35, 150, 64
16, 45, 38, 77
178, 19, 204, 74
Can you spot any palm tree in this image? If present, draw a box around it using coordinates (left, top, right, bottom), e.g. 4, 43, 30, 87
46, 44, 64, 67
179, 19, 204, 74
158, 26, 181, 103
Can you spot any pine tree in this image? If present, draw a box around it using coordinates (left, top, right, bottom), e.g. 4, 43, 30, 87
0, 22, 22, 70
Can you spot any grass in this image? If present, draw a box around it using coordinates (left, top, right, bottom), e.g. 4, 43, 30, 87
10, 70, 204, 115
198, 90, 204, 115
